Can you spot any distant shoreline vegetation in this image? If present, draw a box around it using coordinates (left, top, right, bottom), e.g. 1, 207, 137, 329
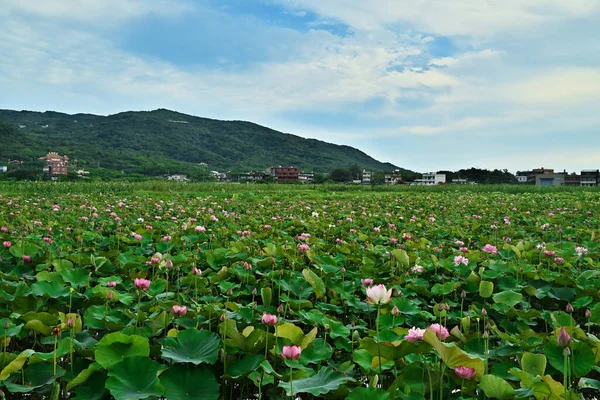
1, 181, 599, 196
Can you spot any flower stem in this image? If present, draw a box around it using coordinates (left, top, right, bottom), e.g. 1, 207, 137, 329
290, 365, 294, 399
376, 304, 383, 384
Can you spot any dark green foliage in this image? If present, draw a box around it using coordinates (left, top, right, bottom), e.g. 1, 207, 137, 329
0, 109, 406, 178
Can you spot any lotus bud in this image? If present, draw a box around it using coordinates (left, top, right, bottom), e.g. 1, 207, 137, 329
461, 290, 466, 298
566, 303, 574, 313
165, 259, 173, 268
252, 288, 257, 296
107, 291, 113, 300
227, 287, 233, 296
3, 321, 9, 330
481, 308, 487, 317
482, 330, 489, 340
220, 313, 226, 322
586, 309, 591, 318
277, 304, 284, 313
352, 330, 361, 342
67, 317, 75, 329
557, 327, 571, 347
341, 267, 346, 273
53, 327, 61, 336
391, 305, 400, 316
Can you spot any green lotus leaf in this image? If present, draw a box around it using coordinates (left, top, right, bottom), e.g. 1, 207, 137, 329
278, 367, 352, 397
94, 332, 150, 369
106, 357, 165, 400
161, 329, 220, 365
161, 365, 219, 400
479, 375, 515, 400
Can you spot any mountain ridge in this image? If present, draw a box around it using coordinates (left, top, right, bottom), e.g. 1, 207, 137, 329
0, 108, 409, 178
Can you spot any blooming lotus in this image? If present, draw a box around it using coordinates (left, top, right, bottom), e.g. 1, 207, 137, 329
455, 366, 476, 380
261, 313, 278, 326
405, 327, 426, 342
171, 305, 187, 316
134, 278, 151, 291
481, 244, 498, 254
454, 256, 468, 266
280, 345, 301, 360
2, 241, 10, 248
366, 284, 392, 305
429, 323, 450, 340
361, 278, 374, 287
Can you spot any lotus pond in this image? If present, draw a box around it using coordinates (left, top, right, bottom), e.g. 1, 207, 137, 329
0, 189, 599, 399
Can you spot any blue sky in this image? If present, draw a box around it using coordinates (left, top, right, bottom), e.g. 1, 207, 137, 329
1, 0, 600, 172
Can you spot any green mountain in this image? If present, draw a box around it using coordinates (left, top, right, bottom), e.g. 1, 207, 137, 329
0, 108, 408, 179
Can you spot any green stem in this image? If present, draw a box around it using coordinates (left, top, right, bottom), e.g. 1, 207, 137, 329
439, 364, 444, 400
290, 365, 294, 399
563, 349, 568, 399
425, 355, 434, 400
70, 328, 75, 377
53, 334, 58, 375
376, 305, 382, 384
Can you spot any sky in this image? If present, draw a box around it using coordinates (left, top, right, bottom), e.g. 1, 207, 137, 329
1, 0, 600, 173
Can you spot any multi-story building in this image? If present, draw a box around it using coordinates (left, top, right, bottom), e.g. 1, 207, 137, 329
299, 172, 314, 184
268, 166, 300, 183
581, 170, 599, 187
39, 152, 69, 178
564, 173, 581, 186
535, 173, 564, 186
384, 170, 403, 185
412, 172, 446, 186
362, 170, 372, 184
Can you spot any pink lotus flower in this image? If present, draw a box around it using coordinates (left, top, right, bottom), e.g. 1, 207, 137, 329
261, 313, 278, 326
455, 366, 476, 380
2, 241, 10, 248
405, 327, 426, 343
576, 246, 589, 257
366, 284, 392, 305
428, 323, 450, 340
411, 265, 424, 273
22, 255, 31, 263
195, 226, 206, 232
544, 250, 555, 257
554, 257, 564, 264
297, 243, 310, 252
134, 278, 151, 291
192, 266, 202, 275
133, 233, 143, 241
280, 345, 301, 360
361, 278, 374, 287
107, 281, 117, 287
172, 305, 187, 316
454, 256, 468, 266
481, 244, 498, 254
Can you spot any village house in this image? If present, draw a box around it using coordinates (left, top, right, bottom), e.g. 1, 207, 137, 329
362, 170, 372, 184
299, 172, 314, 184
412, 172, 446, 186
580, 170, 599, 187
268, 166, 300, 183
39, 152, 69, 178
0, 166, 7, 173
384, 170, 403, 185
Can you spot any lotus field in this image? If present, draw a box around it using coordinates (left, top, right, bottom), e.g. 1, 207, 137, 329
1, 189, 600, 400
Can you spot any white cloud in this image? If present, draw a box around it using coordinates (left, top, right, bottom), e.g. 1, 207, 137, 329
272, 0, 600, 36
512, 67, 600, 104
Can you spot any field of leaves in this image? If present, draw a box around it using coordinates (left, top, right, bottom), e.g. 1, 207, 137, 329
0, 188, 599, 399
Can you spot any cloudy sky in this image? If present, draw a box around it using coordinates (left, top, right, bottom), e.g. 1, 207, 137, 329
2, 1, 600, 172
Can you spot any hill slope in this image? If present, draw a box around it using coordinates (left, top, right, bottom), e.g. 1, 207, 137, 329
0, 109, 407, 177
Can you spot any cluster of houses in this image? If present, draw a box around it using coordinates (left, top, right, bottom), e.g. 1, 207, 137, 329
516, 168, 600, 187
0, 152, 89, 180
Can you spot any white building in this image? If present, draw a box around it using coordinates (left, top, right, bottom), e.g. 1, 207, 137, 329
0, 166, 7, 173
412, 172, 446, 186
384, 170, 403, 185
299, 173, 314, 184
166, 174, 189, 182
362, 170, 372, 184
